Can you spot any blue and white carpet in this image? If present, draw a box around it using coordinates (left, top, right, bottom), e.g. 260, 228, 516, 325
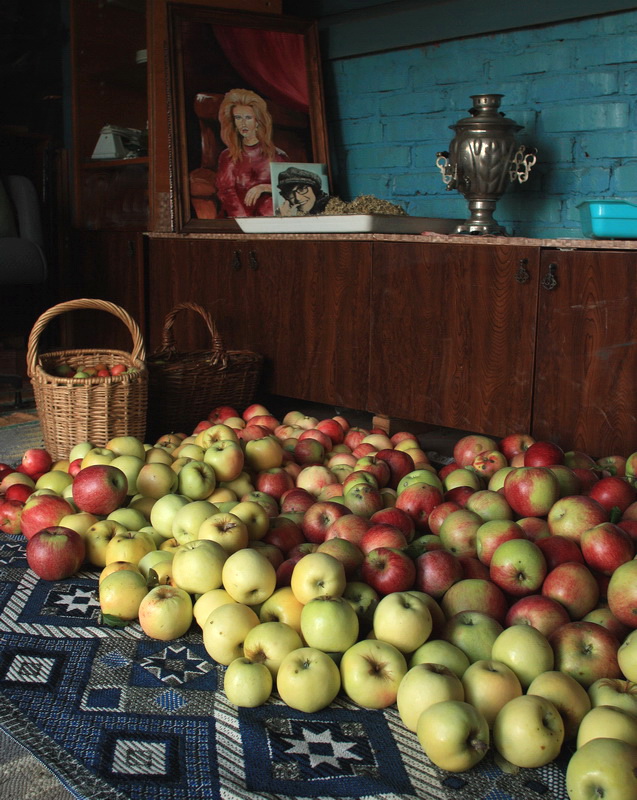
0, 532, 571, 800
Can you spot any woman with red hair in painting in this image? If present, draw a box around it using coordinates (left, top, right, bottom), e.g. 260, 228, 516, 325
216, 88, 288, 217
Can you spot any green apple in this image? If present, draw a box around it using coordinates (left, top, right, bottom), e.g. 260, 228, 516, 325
490, 623, 554, 689
416, 700, 489, 772
409, 639, 470, 678
373, 591, 432, 654
99, 568, 148, 621
566, 737, 637, 800
35, 470, 73, 495
396, 469, 443, 494
149, 493, 189, 538
203, 602, 261, 665
137, 548, 174, 580
81, 447, 116, 467
144, 447, 174, 465
258, 586, 304, 635
106, 435, 146, 460
105, 530, 156, 565
107, 506, 148, 532
443, 610, 504, 664
276, 646, 341, 712
109, 454, 145, 495
203, 439, 244, 482
174, 442, 205, 462
340, 639, 407, 709
461, 659, 522, 727
300, 596, 359, 654
527, 670, 591, 740
178, 460, 216, 500
618, 628, 637, 682
224, 657, 273, 707
219, 471, 255, 499
138, 585, 193, 640
171, 499, 218, 545
198, 512, 249, 554
59, 511, 99, 536
243, 436, 284, 472
171, 539, 227, 595
443, 467, 483, 492
99, 560, 142, 584
193, 588, 236, 628
342, 580, 379, 635
242, 620, 303, 678
68, 441, 94, 462
588, 677, 637, 715
136, 462, 179, 499
290, 552, 347, 604
493, 694, 564, 767
84, 519, 127, 567
230, 500, 270, 541
221, 547, 276, 605
397, 663, 464, 731
577, 704, 637, 748
196, 423, 240, 448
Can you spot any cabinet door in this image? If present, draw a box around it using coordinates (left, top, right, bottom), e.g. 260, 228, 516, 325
147, 237, 372, 410
368, 242, 539, 436
533, 249, 637, 456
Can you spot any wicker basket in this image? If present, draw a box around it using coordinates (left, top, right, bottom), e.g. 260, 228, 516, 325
26, 298, 148, 460
146, 302, 263, 439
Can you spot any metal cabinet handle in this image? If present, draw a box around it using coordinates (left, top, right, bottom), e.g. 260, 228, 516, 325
248, 250, 258, 271
231, 250, 241, 271
541, 262, 558, 291
515, 258, 530, 284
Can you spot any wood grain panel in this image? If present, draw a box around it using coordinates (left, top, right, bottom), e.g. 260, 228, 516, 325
368, 241, 539, 436
533, 249, 637, 455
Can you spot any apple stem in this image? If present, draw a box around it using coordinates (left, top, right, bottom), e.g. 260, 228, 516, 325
469, 737, 489, 754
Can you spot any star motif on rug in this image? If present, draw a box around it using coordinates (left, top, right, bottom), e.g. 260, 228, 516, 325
281, 727, 364, 769
139, 644, 214, 686
42, 586, 101, 617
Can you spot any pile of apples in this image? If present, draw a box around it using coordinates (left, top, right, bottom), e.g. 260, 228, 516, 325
52, 362, 130, 378
3, 403, 637, 799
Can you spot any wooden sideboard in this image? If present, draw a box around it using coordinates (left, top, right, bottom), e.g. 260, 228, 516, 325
141, 232, 637, 457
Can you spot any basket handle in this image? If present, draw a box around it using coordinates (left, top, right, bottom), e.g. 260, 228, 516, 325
154, 301, 228, 368
26, 298, 146, 377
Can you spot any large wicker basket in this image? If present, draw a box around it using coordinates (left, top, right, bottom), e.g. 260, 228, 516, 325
146, 302, 263, 439
26, 298, 148, 460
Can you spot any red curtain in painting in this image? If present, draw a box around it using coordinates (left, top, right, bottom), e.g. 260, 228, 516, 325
211, 25, 309, 113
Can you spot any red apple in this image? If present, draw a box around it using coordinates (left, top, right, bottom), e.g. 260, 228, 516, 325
359, 524, 408, 555
438, 508, 482, 558
0, 497, 24, 535
583, 606, 631, 642
262, 515, 306, 555
324, 513, 371, 547
549, 621, 621, 687
499, 432, 535, 462
369, 506, 415, 541
332, 415, 351, 435
359, 546, 416, 595
374, 448, 415, 490
293, 438, 325, 466
595, 454, 627, 477
438, 461, 461, 481
351, 442, 376, 459
355, 455, 391, 488
453, 434, 498, 468
503, 467, 561, 517
25, 525, 86, 580
541, 561, 600, 620
471, 449, 508, 479
516, 516, 550, 541
475, 519, 526, 566
242, 403, 271, 422
316, 417, 345, 445
587, 476, 637, 514
571, 467, 600, 493
238, 424, 271, 442
535, 535, 584, 571
547, 495, 609, 542
316, 537, 364, 578
20, 448, 53, 478
548, 464, 582, 498
440, 577, 509, 624
254, 467, 295, 501
395, 483, 444, 531
458, 555, 490, 580
426, 501, 462, 535
523, 440, 564, 467
301, 501, 350, 544
343, 427, 370, 451
505, 594, 571, 638
607, 559, 637, 628
415, 549, 463, 598
248, 414, 280, 432
208, 405, 240, 423
443, 486, 476, 506
580, 522, 635, 575
564, 450, 598, 470
298, 427, 333, 452
280, 487, 316, 514
20, 493, 75, 540
71, 464, 128, 515
4, 483, 34, 503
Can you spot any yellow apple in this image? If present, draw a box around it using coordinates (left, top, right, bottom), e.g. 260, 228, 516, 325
588, 677, 637, 715
229, 500, 269, 540
99, 560, 141, 584
527, 670, 592, 740
197, 512, 249, 554
577, 704, 637, 748
203, 602, 260, 665
106, 435, 146, 460
109, 454, 145, 495
84, 520, 127, 567
35, 470, 74, 494
243, 621, 303, 678
276, 646, 341, 712
106, 506, 148, 532
171, 539, 227, 595
397, 663, 465, 731
566, 737, 637, 800
149, 493, 190, 538
493, 694, 564, 767
171, 499, 218, 545
221, 547, 276, 605
193, 588, 236, 628
144, 446, 174, 465
138, 585, 193, 640
137, 549, 174, 580
417, 700, 489, 772
136, 462, 178, 499
290, 552, 347, 604
410, 639, 470, 679
59, 511, 99, 536
258, 587, 304, 634
373, 591, 432, 654
81, 447, 116, 467
490, 623, 554, 689
223, 657, 272, 708
99, 568, 148, 620
104, 530, 156, 566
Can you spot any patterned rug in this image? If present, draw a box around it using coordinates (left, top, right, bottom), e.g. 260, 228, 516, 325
0, 533, 573, 800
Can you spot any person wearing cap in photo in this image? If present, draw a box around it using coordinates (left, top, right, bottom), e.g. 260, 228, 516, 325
277, 167, 330, 216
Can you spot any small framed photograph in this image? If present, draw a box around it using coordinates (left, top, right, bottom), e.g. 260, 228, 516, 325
164, 5, 330, 232
271, 162, 330, 216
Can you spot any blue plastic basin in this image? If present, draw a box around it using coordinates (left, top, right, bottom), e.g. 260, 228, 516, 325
578, 200, 637, 239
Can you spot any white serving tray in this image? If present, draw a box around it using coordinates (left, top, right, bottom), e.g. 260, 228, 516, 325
235, 214, 461, 234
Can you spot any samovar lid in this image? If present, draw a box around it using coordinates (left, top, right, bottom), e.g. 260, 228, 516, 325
450, 93, 523, 132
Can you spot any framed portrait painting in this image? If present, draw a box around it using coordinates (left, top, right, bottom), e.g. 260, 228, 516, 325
166, 5, 330, 232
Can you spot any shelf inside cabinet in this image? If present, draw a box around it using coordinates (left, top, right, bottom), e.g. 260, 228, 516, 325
81, 157, 149, 169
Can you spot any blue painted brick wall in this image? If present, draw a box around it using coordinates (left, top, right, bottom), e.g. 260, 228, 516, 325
323, 9, 637, 238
